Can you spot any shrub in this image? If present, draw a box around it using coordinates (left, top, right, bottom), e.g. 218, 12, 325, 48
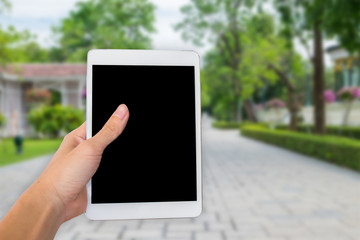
28, 105, 85, 138
213, 121, 270, 129
241, 126, 360, 171
238, 121, 270, 130
0, 113, 6, 128
212, 121, 241, 129
337, 87, 360, 101
276, 124, 360, 140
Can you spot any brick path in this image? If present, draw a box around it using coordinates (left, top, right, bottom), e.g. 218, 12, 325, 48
1, 116, 360, 240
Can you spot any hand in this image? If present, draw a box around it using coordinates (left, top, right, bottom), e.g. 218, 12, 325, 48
0, 105, 130, 240
39, 104, 130, 222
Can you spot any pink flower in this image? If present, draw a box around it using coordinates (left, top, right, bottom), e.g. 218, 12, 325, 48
266, 98, 286, 109
337, 87, 360, 101
353, 88, 360, 98
81, 88, 86, 99
324, 90, 336, 103
256, 104, 263, 110
26, 88, 51, 103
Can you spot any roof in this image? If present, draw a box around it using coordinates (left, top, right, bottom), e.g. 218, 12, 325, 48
0, 63, 86, 78
326, 45, 341, 53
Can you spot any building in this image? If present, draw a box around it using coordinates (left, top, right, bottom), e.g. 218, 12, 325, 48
326, 46, 360, 91
0, 64, 86, 136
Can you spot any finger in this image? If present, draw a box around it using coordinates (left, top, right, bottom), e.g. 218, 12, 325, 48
87, 104, 129, 152
54, 122, 87, 158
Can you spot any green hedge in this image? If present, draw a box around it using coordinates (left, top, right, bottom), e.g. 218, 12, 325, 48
212, 121, 241, 129
276, 124, 360, 140
239, 121, 269, 130
241, 126, 360, 171
28, 105, 84, 138
213, 121, 269, 129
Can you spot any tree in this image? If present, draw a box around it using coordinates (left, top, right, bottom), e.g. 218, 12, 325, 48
53, 0, 156, 62
266, 53, 306, 130
273, 0, 360, 134
11, 41, 49, 63
337, 87, 360, 127
0, 26, 50, 64
176, 0, 260, 122
0, 0, 49, 64
200, 70, 211, 112
238, 13, 306, 130
0, 0, 10, 13
189, 10, 306, 127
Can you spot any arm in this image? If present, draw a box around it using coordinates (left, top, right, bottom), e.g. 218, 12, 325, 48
0, 104, 129, 240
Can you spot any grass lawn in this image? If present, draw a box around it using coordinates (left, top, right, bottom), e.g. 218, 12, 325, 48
0, 138, 62, 167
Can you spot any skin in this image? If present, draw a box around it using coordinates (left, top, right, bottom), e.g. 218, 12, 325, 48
0, 104, 129, 240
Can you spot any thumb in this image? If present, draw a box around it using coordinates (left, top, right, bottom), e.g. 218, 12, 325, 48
87, 104, 129, 152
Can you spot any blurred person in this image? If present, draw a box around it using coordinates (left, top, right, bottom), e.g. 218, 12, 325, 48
0, 104, 129, 240
14, 135, 23, 154
10, 110, 23, 154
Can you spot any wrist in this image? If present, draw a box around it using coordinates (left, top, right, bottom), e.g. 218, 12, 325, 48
0, 178, 65, 240
27, 177, 66, 225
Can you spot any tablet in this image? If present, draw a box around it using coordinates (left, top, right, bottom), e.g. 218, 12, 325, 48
85, 49, 202, 220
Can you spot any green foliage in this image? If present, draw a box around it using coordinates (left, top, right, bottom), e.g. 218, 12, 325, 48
241, 125, 360, 171
238, 121, 269, 130
276, 124, 360, 140
0, 0, 10, 13
202, 58, 238, 120
0, 25, 49, 64
11, 41, 49, 62
0, 112, 6, 128
53, 0, 156, 62
177, 2, 306, 121
28, 105, 84, 138
271, 0, 360, 134
176, 0, 263, 121
175, 0, 258, 46
212, 121, 241, 129
238, 15, 280, 99
274, 0, 360, 54
200, 71, 210, 110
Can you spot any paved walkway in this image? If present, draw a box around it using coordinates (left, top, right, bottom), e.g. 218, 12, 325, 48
1, 117, 360, 240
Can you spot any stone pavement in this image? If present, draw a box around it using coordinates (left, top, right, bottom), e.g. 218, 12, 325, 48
0, 154, 52, 219
1, 117, 360, 240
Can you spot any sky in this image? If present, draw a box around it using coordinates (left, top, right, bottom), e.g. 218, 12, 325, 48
0, 0, 204, 53
0, 0, 335, 66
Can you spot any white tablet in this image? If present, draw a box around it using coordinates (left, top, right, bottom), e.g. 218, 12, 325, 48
85, 49, 202, 220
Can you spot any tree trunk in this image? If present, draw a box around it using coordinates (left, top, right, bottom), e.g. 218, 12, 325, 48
313, 21, 326, 135
267, 63, 299, 131
243, 99, 258, 122
288, 90, 298, 131
342, 100, 353, 127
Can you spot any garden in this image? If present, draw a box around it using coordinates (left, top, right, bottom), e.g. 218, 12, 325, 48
0, 88, 84, 166
213, 87, 360, 172
1, 0, 360, 172
192, 1, 360, 172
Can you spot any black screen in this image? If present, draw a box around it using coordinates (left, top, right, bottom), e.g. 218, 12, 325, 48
91, 65, 197, 203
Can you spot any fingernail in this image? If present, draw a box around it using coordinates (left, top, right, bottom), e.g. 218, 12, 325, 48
114, 104, 128, 120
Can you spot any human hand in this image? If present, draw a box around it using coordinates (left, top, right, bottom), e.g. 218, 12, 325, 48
0, 104, 129, 240
37, 104, 129, 222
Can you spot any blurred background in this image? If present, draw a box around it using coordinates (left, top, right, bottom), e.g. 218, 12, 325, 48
0, 0, 359, 239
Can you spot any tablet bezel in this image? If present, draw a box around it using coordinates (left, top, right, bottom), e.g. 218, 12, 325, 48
85, 49, 202, 220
